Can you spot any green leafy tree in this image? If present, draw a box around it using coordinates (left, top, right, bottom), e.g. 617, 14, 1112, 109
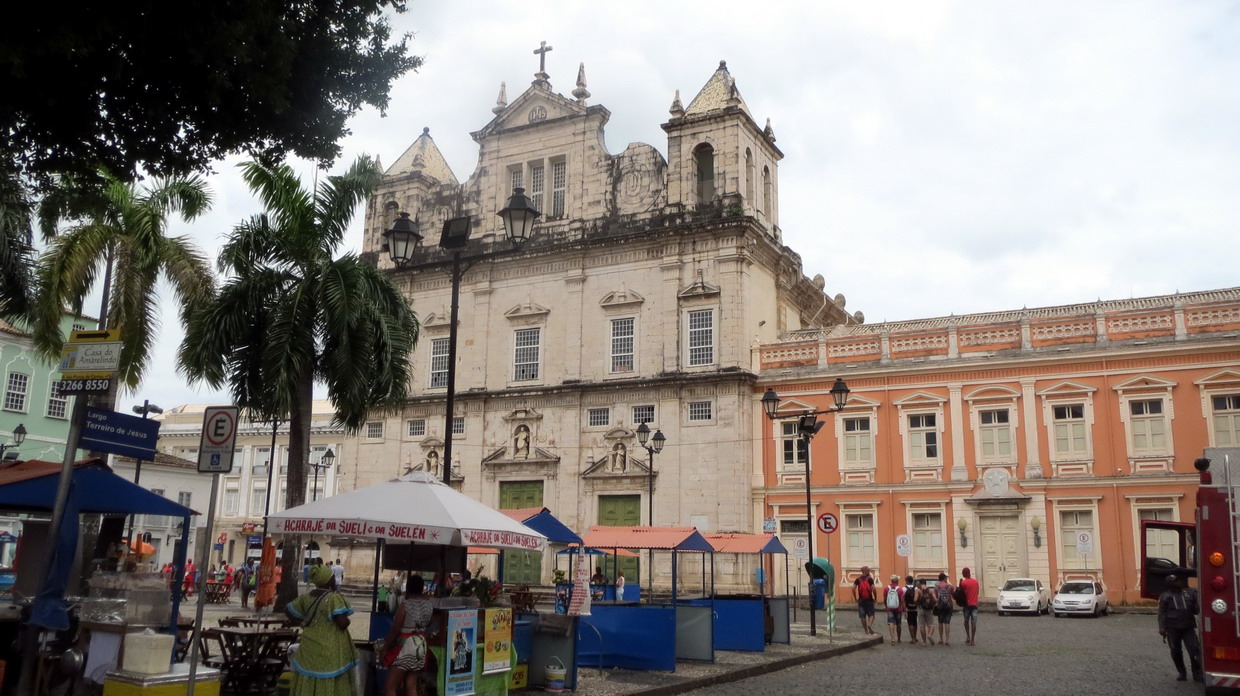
32, 172, 215, 390
178, 156, 418, 605
0, 170, 36, 318
1, 1, 420, 190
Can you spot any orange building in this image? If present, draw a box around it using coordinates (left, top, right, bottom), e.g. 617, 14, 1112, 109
755, 287, 1240, 605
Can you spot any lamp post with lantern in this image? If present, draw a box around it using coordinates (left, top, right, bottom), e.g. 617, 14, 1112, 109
761, 377, 851, 637
384, 188, 541, 486
310, 449, 336, 502
0, 424, 25, 459
635, 421, 667, 601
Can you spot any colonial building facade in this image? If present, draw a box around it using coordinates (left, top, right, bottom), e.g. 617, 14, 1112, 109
342, 56, 857, 589
756, 287, 1240, 604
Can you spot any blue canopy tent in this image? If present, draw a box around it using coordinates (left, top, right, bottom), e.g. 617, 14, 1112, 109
488, 507, 583, 583
0, 460, 196, 633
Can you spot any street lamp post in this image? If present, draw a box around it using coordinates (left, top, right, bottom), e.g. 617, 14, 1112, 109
0, 423, 26, 459
635, 422, 667, 601
310, 449, 336, 502
126, 402, 162, 552
385, 188, 541, 486
761, 377, 851, 637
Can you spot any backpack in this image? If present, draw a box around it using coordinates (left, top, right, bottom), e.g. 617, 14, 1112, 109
918, 587, 936, 611
857, 577, 873, 600
885, 586, 902, 610
936, 583, 954, 611
954, 584, 967, 608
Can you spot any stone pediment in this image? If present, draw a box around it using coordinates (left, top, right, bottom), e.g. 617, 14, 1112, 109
502, 407, 544, 423
1112, 375, 1177, 392
893, 391, 948, 406
964, 385, 1021, 401
482, 445, 559, 466
602, 426, 635, 441
505, 301, 551, 321
420, 435, 445, 449
481, 446, 561, 480
423, 312, 452, 331
1037, 380, 1097, 397
964, 468, 1030, 505
1196, 369, 1240, 387
678, 276, 720, 299
599, 288, 645, 309
582, 455, 653, 479
475, 87, 589, 138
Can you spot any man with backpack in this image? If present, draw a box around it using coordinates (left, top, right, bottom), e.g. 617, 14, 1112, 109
883, 574, 905, 644
902, 575, 920, 645
960, 567, 981, 646
917, 578, 937, 644
934, 572, 956, 646
852, 566, 877, 635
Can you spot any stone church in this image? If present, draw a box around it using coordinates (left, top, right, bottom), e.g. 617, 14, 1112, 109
343, 49, 860, 590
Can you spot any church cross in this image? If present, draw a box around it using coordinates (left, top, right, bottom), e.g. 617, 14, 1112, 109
534, 41, 553, 73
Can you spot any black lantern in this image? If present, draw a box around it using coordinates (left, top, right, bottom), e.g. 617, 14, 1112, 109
830, 378, 851, 410
384, 212, 423, 264
497, 187, 541, 246
321, 448, 336, 469
761, 389, 780, 419
11, 423, 25, 446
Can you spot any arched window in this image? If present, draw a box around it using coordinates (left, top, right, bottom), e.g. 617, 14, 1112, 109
383, 201, 400, 231
694, 144, 715, 204
762, 166, 772, 217
744, 148, 754, 205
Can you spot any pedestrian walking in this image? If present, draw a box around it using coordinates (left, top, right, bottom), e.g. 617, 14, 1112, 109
917, 578, 937, 645
903, 575, 919, 644
959, 567, 980, 645
852, 566, 877, 635
331, 558, 345, 587
934, 572, 955, 646
1157, 574, 1202, 682
883, 575, 905, 644
240, 559, 257, 609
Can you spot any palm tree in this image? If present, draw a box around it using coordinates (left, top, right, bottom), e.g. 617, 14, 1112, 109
0, 170, 36, 319
178, 156, 418, 605
31, 171, 214, 391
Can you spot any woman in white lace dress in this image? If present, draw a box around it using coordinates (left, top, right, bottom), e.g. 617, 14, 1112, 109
381, 575, 439, 696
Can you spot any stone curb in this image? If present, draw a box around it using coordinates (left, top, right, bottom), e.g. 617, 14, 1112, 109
624, 635, 884, 696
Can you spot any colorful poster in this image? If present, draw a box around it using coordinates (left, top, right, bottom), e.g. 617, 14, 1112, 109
482, 608, 513, 674
444, 609, 477, 696
568, 555, 591, 616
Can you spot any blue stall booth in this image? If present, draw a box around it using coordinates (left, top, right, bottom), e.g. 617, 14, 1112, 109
702, 533, 793, 650
576, 526, 719, 670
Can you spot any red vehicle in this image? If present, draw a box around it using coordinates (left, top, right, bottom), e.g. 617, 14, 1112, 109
1143, 447, 1240, 692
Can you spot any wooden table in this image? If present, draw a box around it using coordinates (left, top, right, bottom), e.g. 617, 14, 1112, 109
200, 626, 296, 695
227, 615, 291, 628
205, 581, 232, 603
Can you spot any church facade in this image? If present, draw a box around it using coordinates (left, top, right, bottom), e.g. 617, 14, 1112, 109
340, 53, 858, 590
756, 287, 1240, 604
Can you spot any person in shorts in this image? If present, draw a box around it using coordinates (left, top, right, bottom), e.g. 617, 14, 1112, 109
960, 567, 981, 646
917, 578, 937, 645
852, 566, 877, 635
934, 572, 955, 646
883, 574, 905, 644
903, 575, 920, 644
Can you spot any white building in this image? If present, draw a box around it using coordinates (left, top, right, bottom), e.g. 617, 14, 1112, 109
111, 453, 213, 568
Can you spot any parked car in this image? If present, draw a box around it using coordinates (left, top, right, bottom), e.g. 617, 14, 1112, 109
997, 578, 1051, 615
1052, 580, 1109, 617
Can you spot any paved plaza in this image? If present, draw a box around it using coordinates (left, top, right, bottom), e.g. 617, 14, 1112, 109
684, 612, 1196, 696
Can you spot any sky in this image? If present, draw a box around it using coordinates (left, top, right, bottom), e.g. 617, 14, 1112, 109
103, 0, 1240, 412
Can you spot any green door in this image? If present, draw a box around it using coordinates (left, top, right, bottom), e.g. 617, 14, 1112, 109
597, 495, 641, 584
499, 481, 543, 585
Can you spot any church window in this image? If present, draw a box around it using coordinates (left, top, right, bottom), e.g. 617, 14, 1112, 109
744, 148, 754, 205
762, 166, 772, 216
610, 317, 635, 373
686, 309, 715, 367
632, 405, 655, 425
529, 164, 545, 214
452, 416, 466, 435
588, 408, 610, 427
429, 338, 449, 389
694, 144, 715, 204
407, 419, 426, 437
510, 167, 524, 193
551, 160, 566, 218
688, 401, 713, 422
1213, 394, 1240, 445
513, 328, 541, 381
366, 422, 384, 439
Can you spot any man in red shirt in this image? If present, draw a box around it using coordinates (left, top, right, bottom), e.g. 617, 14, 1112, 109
960, 567, 981, 646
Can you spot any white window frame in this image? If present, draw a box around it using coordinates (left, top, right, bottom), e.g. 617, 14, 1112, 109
840, 415, 875, 469
909, 509, 945, 570
513, 328, 541, 382
46, 380, 68, 419
250, 487, 268, 517
895, 393, 947, 479
609, 317, 636, 374
529, 162, 545, 214
684, 308, 716, 368
1050, 402, 1090, 460
841, 506, 878, 570
587, 408, 610, 428
1126, 397, 1171, 456
686, 400, 714, 424
632, 405, 656, 426
222, 487, 240, 516
977, 407, 1015, 463
407, 419, 426, 437
1114, 377, 1176, 466
1050, 498, 1101, 572
550, 159, 567, 218
1210, 393, 1240, 447
779, 421, 807, 472
452, 416, 465, 435
365, 422, 384, 440
905, 412, 941, 465
1038, 383, 1097, 471
429, 338, 449, 389
3, 371, 29, 412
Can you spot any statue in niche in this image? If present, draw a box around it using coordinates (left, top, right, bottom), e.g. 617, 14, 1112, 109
609, 442, 627, 473
514, 425, 531, 459
426, 450, 440, 476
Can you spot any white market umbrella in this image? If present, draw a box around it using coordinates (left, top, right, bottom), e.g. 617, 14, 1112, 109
267, 471, 545, 552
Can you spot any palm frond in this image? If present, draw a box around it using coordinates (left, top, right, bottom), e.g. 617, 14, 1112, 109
315, 155, 382, 251
31, 224, 115, 359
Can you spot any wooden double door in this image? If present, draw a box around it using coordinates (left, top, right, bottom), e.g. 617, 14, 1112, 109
978, 515, 1024, 597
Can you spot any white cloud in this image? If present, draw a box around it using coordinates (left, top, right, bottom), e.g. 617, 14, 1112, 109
119, 0, 1240, 410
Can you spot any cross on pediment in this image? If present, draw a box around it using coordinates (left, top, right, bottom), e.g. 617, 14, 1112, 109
534, 41, 553, 74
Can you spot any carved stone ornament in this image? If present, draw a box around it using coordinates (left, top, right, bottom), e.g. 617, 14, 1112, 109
528, 106, 548, 123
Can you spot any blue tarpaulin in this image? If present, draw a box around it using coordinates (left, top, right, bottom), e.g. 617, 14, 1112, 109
520, 509, 582, 545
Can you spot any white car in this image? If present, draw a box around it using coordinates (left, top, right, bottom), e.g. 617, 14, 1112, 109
996, 578, 1050, 615
1052, 580, 1109, 617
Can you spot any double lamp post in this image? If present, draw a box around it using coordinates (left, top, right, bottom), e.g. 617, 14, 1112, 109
384, 188, 542, 486
761, 377, 850, 637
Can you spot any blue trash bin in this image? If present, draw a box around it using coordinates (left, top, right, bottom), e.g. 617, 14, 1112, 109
810, 579, 826, 610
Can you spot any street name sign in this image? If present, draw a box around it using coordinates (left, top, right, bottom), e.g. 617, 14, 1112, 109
79, 407, 161, 460
197, 406, 240, 473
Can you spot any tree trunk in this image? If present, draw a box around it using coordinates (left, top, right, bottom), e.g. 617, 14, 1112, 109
275, 370, 315, 610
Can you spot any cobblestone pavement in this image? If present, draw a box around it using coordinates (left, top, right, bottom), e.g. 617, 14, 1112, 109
684, 612, 1202, 696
